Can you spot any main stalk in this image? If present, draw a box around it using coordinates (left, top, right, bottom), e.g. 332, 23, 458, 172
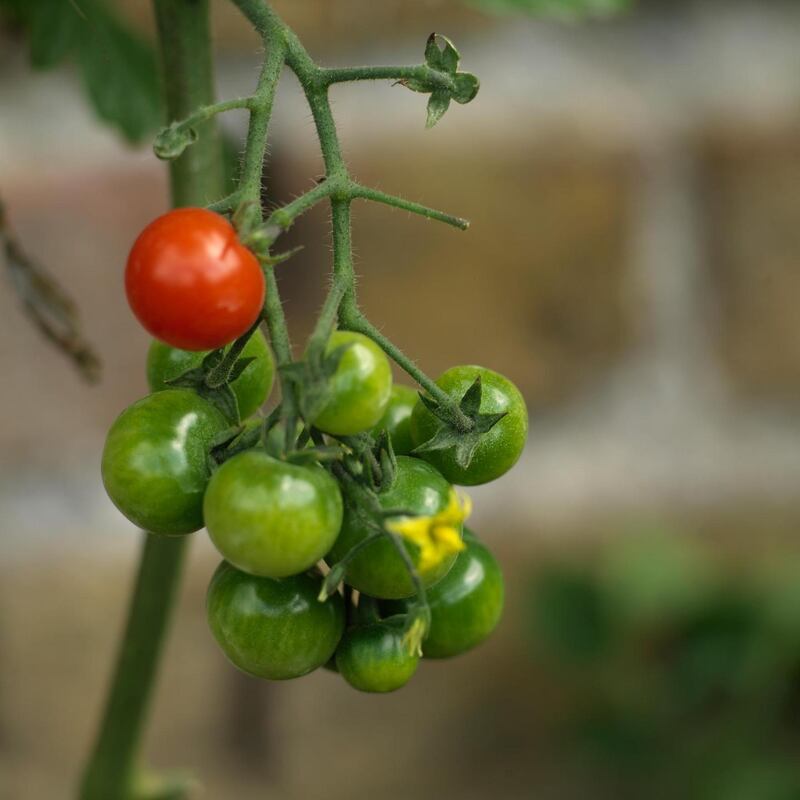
78, 3, 224, 798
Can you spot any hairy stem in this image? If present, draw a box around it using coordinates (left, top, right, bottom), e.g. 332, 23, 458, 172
238, 31, 287, 212
351, 184, 469, 230
320, 64, 456, 90
78, 2, 225, 798
338, 307, 474, 432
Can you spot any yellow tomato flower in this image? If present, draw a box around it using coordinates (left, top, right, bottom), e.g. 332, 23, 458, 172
386, 489, 471, 573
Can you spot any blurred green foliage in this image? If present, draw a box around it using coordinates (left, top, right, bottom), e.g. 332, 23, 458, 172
468, 0, 632, 19
529, 533, 800, 799
0, 0, 161, 142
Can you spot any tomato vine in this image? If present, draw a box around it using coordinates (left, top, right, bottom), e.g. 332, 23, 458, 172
80, 1, 526, 798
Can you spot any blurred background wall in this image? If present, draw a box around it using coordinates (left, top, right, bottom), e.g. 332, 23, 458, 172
3, 1, 800, 798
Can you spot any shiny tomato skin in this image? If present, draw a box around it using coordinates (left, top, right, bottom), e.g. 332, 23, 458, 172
336, 619, 419, 693
126, 208, 265, 351
312, 331, 393, 436
101, 389, 228, 535
146, 329, 275, 419
207, 561, 345, 680
204, 449, 344, 578
372, 384, 418, 456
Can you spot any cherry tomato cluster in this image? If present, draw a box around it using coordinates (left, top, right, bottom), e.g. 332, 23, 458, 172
105, 208, 526, 693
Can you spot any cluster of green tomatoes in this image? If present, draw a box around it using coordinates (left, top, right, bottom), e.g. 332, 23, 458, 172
102, 207, 527, 693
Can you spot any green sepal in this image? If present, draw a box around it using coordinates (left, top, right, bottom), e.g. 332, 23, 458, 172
196, 382, 240, 425
425, 33, 460, 75
377, 431, 398, 491
208, 420, 262, 467
318, 563, 346, 602
412, 376, 508, 469
153, 122, 197, 160
225, 356, 256, 384
163, 367, 206, 389
452, 72, 480, 104
286, 445, 343, 466
426, 90, 452, 129
280, 341, 353, 423
459, 375, 483, 417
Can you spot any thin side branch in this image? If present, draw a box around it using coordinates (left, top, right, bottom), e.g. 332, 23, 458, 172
351, 184, 469, 230
1, 200, 101, 383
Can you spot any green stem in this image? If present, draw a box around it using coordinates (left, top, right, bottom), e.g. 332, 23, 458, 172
229, 0, 473, 428
238, 30, 288, 215
170, 96, 254, 132
79, 2, 225, 798
320, 64, 456, 91
351, 184, 469, 230
153, 0, 224, 207
262, 265, 292, 367
339, 307, 474, 432
79, 538, 189, 800
266, 179, 338, 232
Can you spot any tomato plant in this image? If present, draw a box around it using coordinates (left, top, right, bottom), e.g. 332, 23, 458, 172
207, 561, 344, 679
126, 207, 265, 351
71, 1, 529, 794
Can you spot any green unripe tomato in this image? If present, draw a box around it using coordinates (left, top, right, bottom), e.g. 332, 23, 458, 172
410, 365, 528, 486
312, 331, 392, 436
328, 456, 460, 599
372, 384, 418, 456
146, 329, 275, 419
387, 529, 504, 658
102, 389, 227, 535
204, 449, 343, 578
207, 561, 344, 680
336, 618, 419, 693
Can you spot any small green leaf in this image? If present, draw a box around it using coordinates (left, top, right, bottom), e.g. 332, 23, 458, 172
452, 72, 480, 104
153, 122, 198, 160
425, 33, 460, 75
426, 90, 451, 128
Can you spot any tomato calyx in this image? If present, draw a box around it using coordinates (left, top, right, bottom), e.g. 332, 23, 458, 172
398, 34, 480, 129
279, 340, 354, 422
162, 319, 266, 423
413, 375, 507, 469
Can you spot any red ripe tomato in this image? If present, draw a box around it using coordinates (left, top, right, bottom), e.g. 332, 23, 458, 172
125, 208, 265, 351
